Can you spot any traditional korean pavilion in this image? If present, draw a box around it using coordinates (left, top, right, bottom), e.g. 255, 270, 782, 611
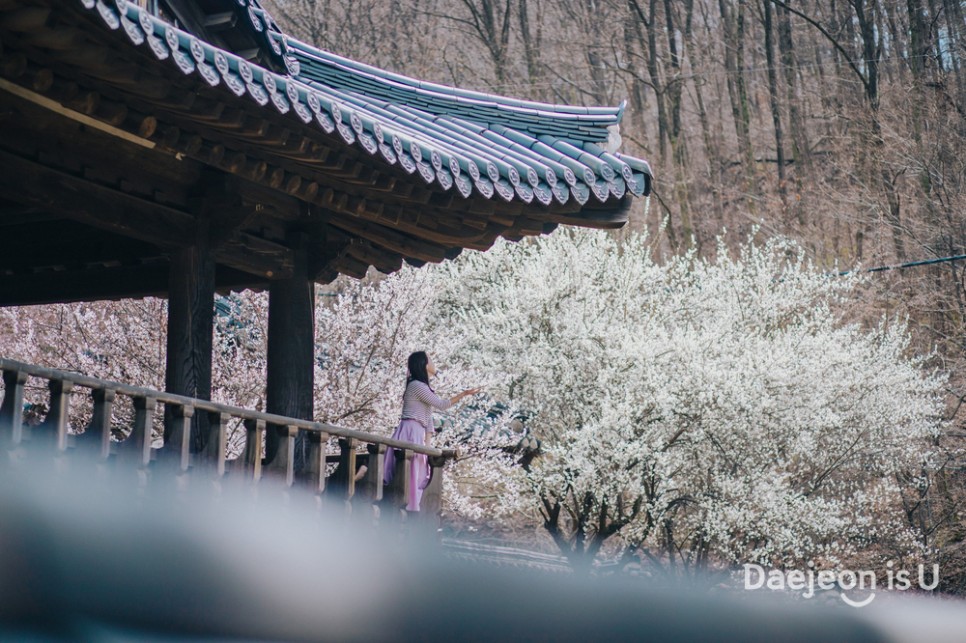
0, 0, 652, 442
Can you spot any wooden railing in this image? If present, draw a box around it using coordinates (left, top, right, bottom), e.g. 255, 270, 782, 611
0, 357, 455, 518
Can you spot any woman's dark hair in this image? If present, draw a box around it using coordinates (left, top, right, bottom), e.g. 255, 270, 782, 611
406, 351, 432, 391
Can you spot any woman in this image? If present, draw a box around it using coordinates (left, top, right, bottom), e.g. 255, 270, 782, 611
383, 351, 480, 512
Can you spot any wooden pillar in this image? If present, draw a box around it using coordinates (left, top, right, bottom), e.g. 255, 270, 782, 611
265, 235, 314, 470
408, 453, 453, 539
165, 222, 215, 455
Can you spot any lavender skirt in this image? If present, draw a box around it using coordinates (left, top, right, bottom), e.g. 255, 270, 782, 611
383, 418, 430, 512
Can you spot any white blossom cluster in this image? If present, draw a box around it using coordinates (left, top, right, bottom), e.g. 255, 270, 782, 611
420, 229, 946, 571
1, 300, 170, 434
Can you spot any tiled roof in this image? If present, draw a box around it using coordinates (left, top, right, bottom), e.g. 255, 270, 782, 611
96, 0, 652, 209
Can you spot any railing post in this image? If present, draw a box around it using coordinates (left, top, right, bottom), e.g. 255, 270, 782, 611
126, 395, 156, 468
242, 418, 265, 482
419, 454, 448, 531
0, 369, 27, 449
81, 388, 116, 460
360, 442, 385, 504
162, 403, 194, 471
201, 411, 228, 476
301, 430, 328, 495
43, 378, 74, 452
337, 437, 357, 505
266, 424, 298, 487
385, 448, 412, 517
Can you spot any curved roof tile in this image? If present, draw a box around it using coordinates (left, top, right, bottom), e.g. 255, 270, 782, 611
101, 0, 652, 208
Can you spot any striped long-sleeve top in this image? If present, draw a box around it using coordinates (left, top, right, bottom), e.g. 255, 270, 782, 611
401, 380, 452, 431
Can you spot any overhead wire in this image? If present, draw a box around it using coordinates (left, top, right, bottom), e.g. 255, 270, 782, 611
838, 253, 966, 276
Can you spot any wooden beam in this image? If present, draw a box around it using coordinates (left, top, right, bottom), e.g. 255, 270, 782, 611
0, 206, 62, 227
0, 148, 295, 278
524, 208, 629, 230
326, 215, 452, 264
37, 56, 509, 243
0, 262, 170, 306
0, 7, 52, 34
0, 85, 198, 206
328, 255, 369, 279
215, 231, 294, 280
192, 172, 296, 279
0, 262, 263, 308
203, 12, 237, 30
0, 146, 192, 246
237, 178, 497, 252
3, 34, 434, 214
235, 180, 304, 221
0, 77, 155, 150
345, 239, 404, 275
0, 221, 164, 274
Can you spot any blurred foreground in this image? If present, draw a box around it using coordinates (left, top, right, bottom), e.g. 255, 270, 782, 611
0, 455, 963, 642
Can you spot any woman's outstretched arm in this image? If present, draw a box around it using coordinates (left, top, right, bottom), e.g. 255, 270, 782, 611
409, 381, 481, 409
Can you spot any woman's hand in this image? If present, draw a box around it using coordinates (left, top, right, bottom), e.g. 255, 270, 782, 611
450, 387, 483, 405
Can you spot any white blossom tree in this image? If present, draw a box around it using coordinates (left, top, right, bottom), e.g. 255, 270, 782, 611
423, 229, 947, 573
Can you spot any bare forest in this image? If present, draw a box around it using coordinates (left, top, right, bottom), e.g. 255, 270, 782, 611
262, 0, 966, 590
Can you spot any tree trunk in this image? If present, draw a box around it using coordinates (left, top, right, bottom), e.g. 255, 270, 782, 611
518, 0, 542, 93
628, 0, 678, 248
458, 0, 513, 86
907, 0, 928, 80
854, 0, 880, 108
943, 0, 965, 110
638, 0, 670, 162
687, 15, 724, 227
622, 8, 650, 139
776, 2, 810, 225
664, 0, 695, 245
720, 0, 756, 202
762, 0, 787, 196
